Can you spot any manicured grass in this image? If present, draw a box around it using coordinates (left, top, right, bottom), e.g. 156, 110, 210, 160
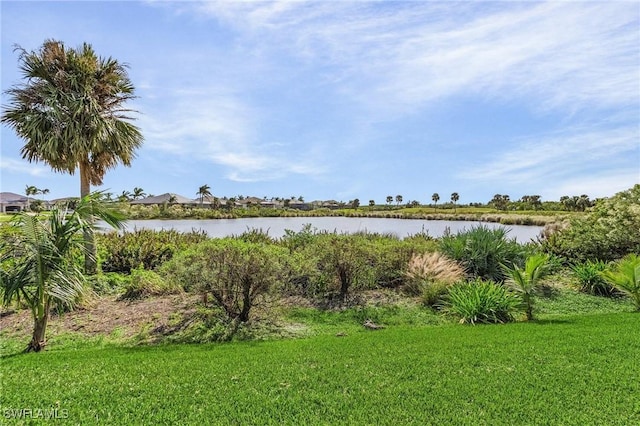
2, 313, 639, 424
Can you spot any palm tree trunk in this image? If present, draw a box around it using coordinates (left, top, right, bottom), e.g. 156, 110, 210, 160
80, 161, 97, 275
27, 300, 50, 352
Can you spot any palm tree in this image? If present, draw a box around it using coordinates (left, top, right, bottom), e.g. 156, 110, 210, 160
503, 253, 550, 321
197, 184, 212, 206
451, 192, 459, 213
432, 193, 440, 211
386, 196, 393, 206
395, 195, 403, 206
24, 185, 38, 211
2, 40, 143, 275
369, 200, 375, 207
132, 187, 146, 200
0, 193, 125, 352
602, 254, 640, 311
118, 190, 132, 202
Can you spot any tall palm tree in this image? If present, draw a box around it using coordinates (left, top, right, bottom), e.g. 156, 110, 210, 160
0, 193, 125, 352
197, 184, 212, 206
395, 195, 403, 206
1, 40, 143, 274
451, 192, 459, 213
432, 193, 440, 211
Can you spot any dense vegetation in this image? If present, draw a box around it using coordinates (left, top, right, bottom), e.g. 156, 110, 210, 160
1, 185, 638, 424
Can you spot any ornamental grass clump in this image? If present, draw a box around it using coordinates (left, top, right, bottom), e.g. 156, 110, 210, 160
404, 252, 465, 306
443, 279, 519, 324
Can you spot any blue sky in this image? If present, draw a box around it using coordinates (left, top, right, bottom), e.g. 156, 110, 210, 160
1, 1, 639, 204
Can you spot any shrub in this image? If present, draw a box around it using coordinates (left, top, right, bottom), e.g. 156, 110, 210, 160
404, 252, 465, 306
163, 239, 288, 322
310, 234, 377, 302
443, 279, 519, 324
87, 272, 131, 295
439, 225, 526, 282
571, 260, 616, 297
542, 185, 640, 262
602, 254, 640, 311
120, 269, 182, 300
98, 229, 208, 273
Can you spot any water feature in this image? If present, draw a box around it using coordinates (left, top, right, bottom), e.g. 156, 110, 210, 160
112, 217, 543, 242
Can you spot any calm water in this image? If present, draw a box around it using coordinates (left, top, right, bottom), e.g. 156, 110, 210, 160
114, 217, 543, 242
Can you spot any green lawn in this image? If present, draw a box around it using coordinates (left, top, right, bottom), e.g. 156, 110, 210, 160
2, 313, 638, 425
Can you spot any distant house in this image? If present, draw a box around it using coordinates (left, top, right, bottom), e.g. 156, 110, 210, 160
130, 193, 194, 205
310, 200, 340, 209
237, 197, 265, 208
0, 192, 32, 213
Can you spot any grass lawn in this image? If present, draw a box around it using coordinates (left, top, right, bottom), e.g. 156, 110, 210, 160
2, 312, 639, 425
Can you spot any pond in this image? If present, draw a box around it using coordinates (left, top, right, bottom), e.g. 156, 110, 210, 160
114, 217, 543, 242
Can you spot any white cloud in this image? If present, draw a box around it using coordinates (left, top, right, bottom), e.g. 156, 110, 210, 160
0, 157, 50, 177
544, 170, 639, 200
460, 122, 639, 196
138, 86, 327, 182
180, 1, 639, 117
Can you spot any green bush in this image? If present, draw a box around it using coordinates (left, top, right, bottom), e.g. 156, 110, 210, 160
543, 185, 640, 262
443, 279, 519, 324
572, 260, 616, 297
86, 272, 131, 295
308, 234, 377, 302
120, 269, 182, 300
163, 239, 288, 322
98, 229, 208, 273
439, 225, 526, 282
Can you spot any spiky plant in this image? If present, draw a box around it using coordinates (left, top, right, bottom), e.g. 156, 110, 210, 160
602, 254, 640, 311
503, 253, 551, 321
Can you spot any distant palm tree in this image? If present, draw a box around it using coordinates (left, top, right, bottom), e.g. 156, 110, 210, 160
0, 193, 125, 351
197, 184, 212, 206
118, 190, 132, 202
2, 40, 143, 275
451, 192, 459, 213
369, 200, 375, 207
432, 193, 440, 211
386, 196, 393, 206
24, 185, 38, 211
132, 187, 146, 200
395, 195, 403, 206
168, 195, 178, 205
